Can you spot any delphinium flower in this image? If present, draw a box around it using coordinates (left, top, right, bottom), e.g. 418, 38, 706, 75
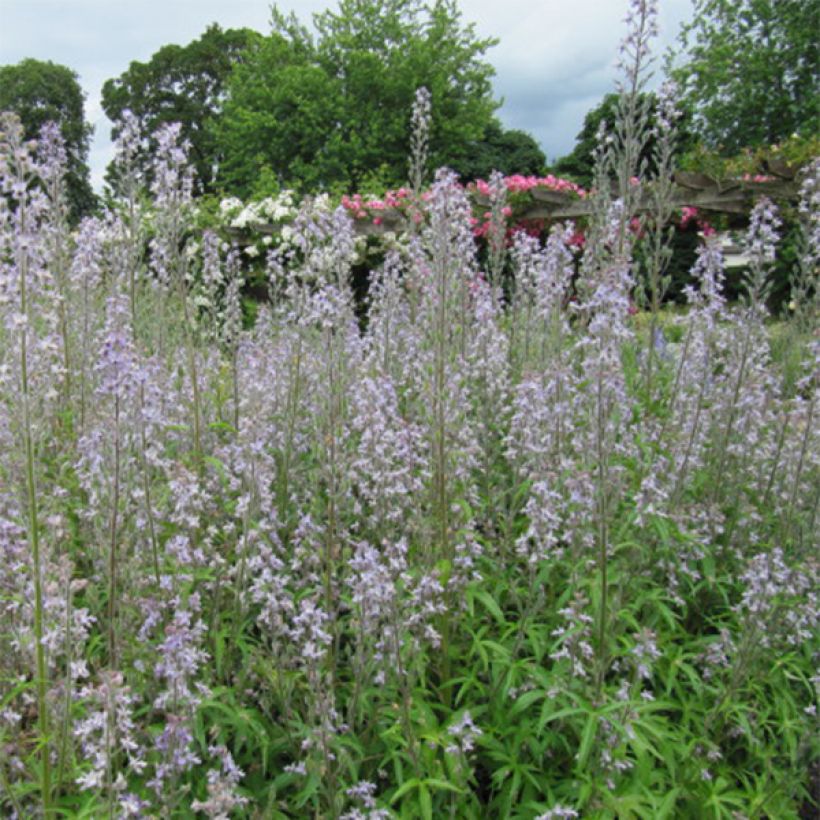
507, 224, 581, 522
273, 197, 358, 295
607, 0, 659, 245
341, 780, 390, 820
789, 158, 819, 331
287, 594, 348, 805
107, 110, 151, 337
515, 480, 565, 567
264, 202, 362, 592
148, 122, 195, 330
34, 122, 75, 411
518, 223, 577, 364
147, 715, 201, 802
73, 671, 145, 808
259, 323, 319, 518
410, 169, 482, 573
574, 201, 638, 663
190, 744, 248, 819
737, 549, 818, 650
760, 342, 818, 544
196, 231, 244, 362
0, 490, 39, 789
219, 243, 245, 431
409, 86, 432, 196
616, 0, 658, 110
404, 534, 449, 645
152, 594, 209, 710
149, 123, 195, 288
75, 294, 151, 663
0, 116, 65, 420
449, 523, 483, 595
298, 279, 363, 626
699, 199, 783, 547
1, 547, 96, 812
640, 79, 681, 394
549, 592, 596, 682
246, 519, 294, 650
699, 547, 818, 735
69, 214, 112, 433
508, 254, 595, 577
165, 463, 209, 566
463, 272, 510, 538
147, 122, 209, 466
0, 114, 72, 813
197, 229, 226, 333
629, 628, 661, 682
616, 0, 659, 94
443, 709, 484, 789
0, 489, 29, 656
659, 237, 727, 507
633, 452, 672, 527
364, 249, 425, 396
597, 681, 637, 790
347, 373, 426, 540
144, 593, 209, 807
346, 540, 397, 695
231, 308, 306, 500
445, 710, 482, 756
534, 807, 579, 820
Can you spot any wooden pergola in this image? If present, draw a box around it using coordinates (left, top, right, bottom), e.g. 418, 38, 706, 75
226, 162, 804, 241
358, 174, 800, 237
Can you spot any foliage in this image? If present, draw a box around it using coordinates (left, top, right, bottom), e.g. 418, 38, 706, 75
678, 133, 820, 181
450, 120, 547, 182
669, 0, 820, 156
213, 0, 501, 195
0, 58, 95, 220
101, 24, 259, 193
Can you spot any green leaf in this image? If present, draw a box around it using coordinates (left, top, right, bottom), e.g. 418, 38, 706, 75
539, 704, 583, 732
510, 688, 544, 717
576, 712, 598, 770
418, 783, 432, 820
656, 787, 680, 818
474, 589, 506, 625
424, 778, 463, 795
390, 778, 421, 804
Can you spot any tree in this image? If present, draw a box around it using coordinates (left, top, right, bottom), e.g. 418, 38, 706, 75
0, 58, 95, 219
450, 121, 546, 181
214, 0, 500, 195
552, 92, 696, 187
670, 0, 820, 155
101, 24, 257, 192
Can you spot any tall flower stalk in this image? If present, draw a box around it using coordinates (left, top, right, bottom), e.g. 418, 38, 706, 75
0, 112, 53, 815
150, 124, 204, 468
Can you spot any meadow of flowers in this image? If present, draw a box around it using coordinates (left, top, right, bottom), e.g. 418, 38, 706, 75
1, 4, 818, 819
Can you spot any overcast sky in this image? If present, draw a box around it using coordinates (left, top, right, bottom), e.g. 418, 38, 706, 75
0, 0, 694, 190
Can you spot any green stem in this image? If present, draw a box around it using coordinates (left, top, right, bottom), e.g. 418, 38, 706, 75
137, 385, 161, 585
108, 395, 121, 666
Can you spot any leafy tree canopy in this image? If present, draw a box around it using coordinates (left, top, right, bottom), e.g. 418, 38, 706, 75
101, 24, 258, 192
669, 0, 820, 156
214, 0, 501, 196
0, 58, 95, 220
552, 92, 697, 187
450, 120, 546, 181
